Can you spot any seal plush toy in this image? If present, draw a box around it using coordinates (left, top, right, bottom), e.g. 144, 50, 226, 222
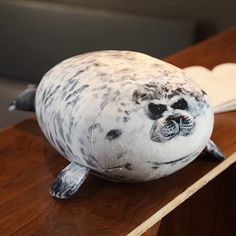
9, 50, 224, 199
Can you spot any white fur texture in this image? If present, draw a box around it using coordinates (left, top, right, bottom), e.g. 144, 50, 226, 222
35, 50, 214, 182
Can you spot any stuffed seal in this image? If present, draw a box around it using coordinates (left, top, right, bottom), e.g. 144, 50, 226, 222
9, 50, 224, 199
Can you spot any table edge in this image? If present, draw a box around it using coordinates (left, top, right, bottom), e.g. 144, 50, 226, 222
127, 152, 236, 236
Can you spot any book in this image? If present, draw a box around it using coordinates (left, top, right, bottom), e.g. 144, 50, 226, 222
183, 63, 236, 113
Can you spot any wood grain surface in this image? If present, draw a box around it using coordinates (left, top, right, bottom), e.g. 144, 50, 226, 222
158, 163, 236, 236
0, 26, 236, 236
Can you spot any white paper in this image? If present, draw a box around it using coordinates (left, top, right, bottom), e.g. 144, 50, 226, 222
183, 63, 236, 113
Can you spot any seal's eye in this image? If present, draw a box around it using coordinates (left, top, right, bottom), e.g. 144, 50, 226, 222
171, 98, 188, 110
148, 103, 167, 118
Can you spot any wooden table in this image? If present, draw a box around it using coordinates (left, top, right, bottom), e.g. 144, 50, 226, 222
1, 27, 236, 236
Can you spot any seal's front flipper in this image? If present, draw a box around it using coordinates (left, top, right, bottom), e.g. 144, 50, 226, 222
202, 139, 225, 161
50, 162, 90, 199
8, 84, 37, 112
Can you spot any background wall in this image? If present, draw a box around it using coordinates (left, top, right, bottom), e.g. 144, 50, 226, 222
0, 0, 197, 82
42, 0, 236, 38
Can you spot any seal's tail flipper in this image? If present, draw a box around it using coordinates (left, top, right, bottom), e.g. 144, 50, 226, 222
202, 139, 225, 161
50, 162, 90, 199
8, 84, 37, 112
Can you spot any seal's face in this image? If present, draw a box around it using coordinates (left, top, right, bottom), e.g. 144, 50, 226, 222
132, 79, 209, 144
148, 99, 195, 143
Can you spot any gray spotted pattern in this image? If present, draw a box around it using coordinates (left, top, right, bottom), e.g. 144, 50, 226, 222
35, 50, 217, 187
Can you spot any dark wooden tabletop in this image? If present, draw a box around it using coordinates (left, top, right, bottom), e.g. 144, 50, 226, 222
1, 27, 236, 236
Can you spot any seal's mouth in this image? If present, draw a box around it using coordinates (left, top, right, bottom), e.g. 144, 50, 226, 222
147, 150, 200, 168
150, 113, 195, 143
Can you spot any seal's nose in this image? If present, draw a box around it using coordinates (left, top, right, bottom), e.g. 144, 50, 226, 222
150, 113, 195, 143
150, 117, 180, 142
166, 113, 195, 136
166, 114, 185, 125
